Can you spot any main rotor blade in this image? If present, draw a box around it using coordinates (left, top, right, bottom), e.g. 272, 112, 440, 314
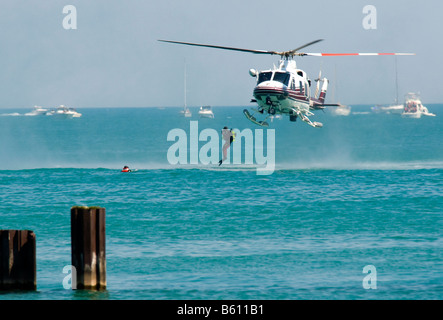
302, 52, 415, 56
289, 39, 324, 53
158, 40, 278, 55
158, 39, 415, 58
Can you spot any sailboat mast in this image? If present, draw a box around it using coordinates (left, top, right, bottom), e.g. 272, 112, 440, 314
332, 64, 337, 102
395, 56, 399, 105
184, 62, 187, 109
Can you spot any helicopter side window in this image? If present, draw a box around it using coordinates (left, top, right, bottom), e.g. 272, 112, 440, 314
257, 72, 273, 84
290, 78, 296, 90
273, 72, 290, 86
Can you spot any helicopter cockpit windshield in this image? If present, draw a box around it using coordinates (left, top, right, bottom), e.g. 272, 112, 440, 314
257, 72, 272, 84
257, 71, 290, 86
272, 72, 290, 86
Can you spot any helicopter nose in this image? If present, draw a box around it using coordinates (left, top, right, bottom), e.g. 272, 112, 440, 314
254, 82, 289, 105
259, 80, 285, 88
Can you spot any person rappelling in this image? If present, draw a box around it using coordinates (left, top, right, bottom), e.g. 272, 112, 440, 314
219, 126, 235, 166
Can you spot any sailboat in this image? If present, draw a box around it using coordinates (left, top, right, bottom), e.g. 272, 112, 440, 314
180, 63, 192, 117
377, 57, 403, 114
329, 65, 351, 116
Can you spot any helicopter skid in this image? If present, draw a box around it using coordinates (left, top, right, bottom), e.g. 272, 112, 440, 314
291, 108, 323, 128
243, 109, 269, 127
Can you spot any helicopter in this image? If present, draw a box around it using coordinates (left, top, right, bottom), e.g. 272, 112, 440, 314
158, 39, 414, 128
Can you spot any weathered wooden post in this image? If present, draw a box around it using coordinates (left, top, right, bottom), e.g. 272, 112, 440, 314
0, 230, 36, 290
71, 206, 106, 290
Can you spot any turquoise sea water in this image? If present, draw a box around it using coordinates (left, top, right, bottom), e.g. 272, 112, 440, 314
0, 106, 442, 300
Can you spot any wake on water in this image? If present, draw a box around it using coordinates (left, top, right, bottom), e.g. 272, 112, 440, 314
273, 160, 443, 171
0, 112, 21, 116
2, 160, 442, 172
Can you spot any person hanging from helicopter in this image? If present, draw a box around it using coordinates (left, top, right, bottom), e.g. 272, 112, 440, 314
219, 126, 235, 166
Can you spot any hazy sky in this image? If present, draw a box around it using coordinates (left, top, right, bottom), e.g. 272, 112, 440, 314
0, 0, 442, 108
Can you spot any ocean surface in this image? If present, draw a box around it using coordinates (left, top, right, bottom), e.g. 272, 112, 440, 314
0, 105, 442, 300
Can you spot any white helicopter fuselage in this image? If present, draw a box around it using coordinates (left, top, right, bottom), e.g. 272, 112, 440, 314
249, 60, 328, 127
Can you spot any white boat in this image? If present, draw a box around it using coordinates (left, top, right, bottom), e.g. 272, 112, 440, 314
47, 105, 82, 118
372, 104, 404, 114
329, 65, 350, 116
401, 93, 435, 118
198, 105, 214, 118
331, 104, 351, 116
372, 58, 406, 115
380, 104, 404, 114
371, 104, 403, 114
25, 106, 49, 116
180, 107, 192, 117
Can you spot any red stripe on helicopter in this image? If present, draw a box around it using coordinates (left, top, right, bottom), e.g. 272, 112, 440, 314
253, 87, 309, 102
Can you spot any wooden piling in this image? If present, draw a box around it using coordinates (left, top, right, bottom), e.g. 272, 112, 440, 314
71, 206, 106, 290
0, 230, 36, 290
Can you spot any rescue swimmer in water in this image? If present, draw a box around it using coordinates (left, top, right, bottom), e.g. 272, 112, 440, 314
121, 166, 132, 172
219, 126, 236, 166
